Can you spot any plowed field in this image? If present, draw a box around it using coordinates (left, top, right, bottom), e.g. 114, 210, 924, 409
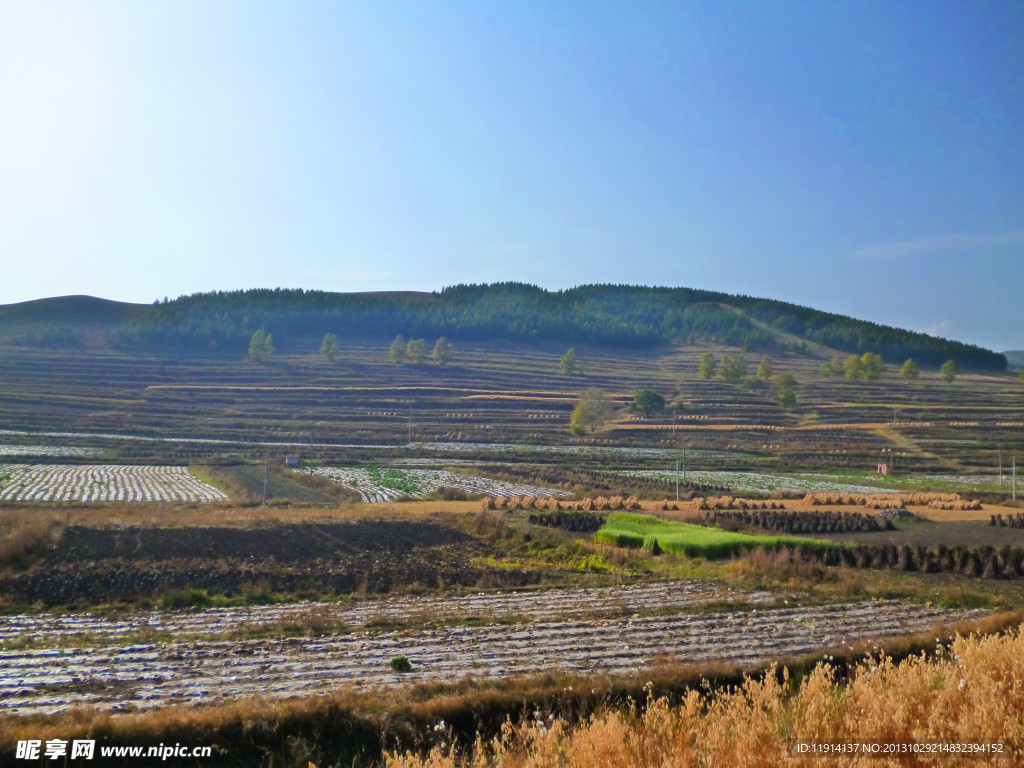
0, 581, 776, 646
0, 593, 985, 715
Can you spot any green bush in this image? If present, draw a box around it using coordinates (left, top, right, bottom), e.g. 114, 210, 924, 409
390, 655, 413, 673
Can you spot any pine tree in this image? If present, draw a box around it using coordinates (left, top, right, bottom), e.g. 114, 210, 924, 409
432, 337, 454, 365
558, 348, 578, 375
389, 335, 407, 364
247, 330, 274, 361
698, 352, 717, 379
319, 333, 340, 361
720, 354, 746, 382
940, 359, 958, 383
844, 355, 862, 381
899, 359, 920, 382
860, 353, 885, 381
406, 338, 427, 364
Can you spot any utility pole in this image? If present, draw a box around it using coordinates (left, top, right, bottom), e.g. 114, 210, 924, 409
262, 452, 268, 507
892, 404, 896, 426
1013, 456, 1017, 503
682, 435, 687, 485
408, 403, 413, 446
999, 445, 1003, 486
673, 406, 679, 502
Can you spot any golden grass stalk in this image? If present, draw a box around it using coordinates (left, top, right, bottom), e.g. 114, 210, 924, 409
387, 625, 1024, 767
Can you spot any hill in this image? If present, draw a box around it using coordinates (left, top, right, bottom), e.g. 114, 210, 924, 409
0, 285, 1006, 369
0, 295, 142, 324
1005, 350, 1024, 370
0, 295, 146, 347
85, 284, 1004, 370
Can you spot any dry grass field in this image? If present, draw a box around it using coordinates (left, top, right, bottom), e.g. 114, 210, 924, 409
385, 621, 1024, 768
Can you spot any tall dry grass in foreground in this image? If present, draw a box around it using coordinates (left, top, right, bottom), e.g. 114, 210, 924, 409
387, 626, 1024, 768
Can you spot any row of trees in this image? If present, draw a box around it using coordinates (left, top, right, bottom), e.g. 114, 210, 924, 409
821, 353, 960, 383
695, 353, 797, 408
699, 352, 777, 382
820, 352, 887, 381
250, 330, 980, 390
389, 335, 454, 365
246, 330, 455, 366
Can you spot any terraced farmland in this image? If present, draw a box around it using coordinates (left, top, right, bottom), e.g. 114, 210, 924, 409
0, 341, 1020, 475
308, 466, 568, 502
408, 441, 746, 460
0, 444, 101, 457
0, 596, 985, 715
0, 465, 227, 503
0, 581, 775, 646
605, 469, 895, 495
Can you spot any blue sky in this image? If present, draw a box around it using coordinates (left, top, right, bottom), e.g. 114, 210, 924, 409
1, 1, 1022, 350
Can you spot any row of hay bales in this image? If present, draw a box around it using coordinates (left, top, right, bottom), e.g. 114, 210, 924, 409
527, 511, 605, 532
703, 509, 895, 534
652, 501, 681, 511
790, 543, 1024, 579
990, 513, 1024, 528
689, 496, 787, 511
803, 492, 981, 510
928, 498, 984, 510
482, 495, 641, 511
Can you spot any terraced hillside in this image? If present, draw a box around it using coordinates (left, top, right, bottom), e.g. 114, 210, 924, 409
0, 339, 1020, 480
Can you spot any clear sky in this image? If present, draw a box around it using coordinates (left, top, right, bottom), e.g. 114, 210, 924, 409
1, 1, 1022, 350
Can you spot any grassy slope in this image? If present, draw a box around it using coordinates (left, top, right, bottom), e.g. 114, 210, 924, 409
595, 512, 829, 557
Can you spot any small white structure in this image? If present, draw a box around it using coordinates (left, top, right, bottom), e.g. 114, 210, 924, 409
285, 455, 301, 468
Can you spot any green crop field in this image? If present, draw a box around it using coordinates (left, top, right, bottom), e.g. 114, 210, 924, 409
594, 512, 829, 558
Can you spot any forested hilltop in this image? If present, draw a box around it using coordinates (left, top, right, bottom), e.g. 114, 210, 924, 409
105, 284, 1006, 370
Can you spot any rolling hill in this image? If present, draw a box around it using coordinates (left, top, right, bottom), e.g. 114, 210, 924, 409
0, 284, 1004, 371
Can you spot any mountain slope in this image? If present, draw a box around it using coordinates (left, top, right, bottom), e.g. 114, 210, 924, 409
0, 285, 1007, 370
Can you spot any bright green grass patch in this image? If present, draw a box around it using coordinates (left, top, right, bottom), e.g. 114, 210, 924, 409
595, 512, 832, 559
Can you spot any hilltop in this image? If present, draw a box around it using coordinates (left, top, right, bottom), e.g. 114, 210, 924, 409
0, 295, 146, 347
0, 285, 1006, 370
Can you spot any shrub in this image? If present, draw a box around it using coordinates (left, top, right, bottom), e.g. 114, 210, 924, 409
390, 656, 413, 673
